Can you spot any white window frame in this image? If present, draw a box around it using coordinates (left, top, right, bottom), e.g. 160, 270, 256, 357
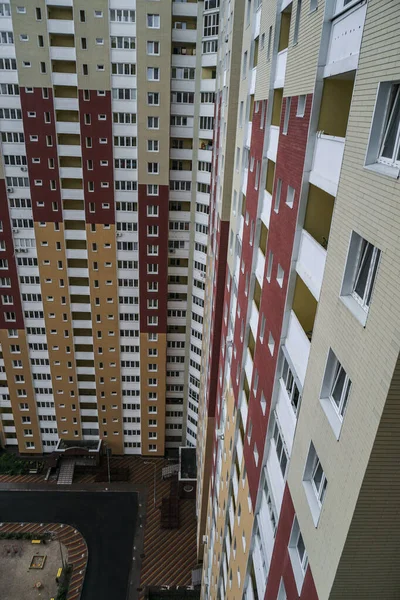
340, 232, 380, 326
320, 348, 351, 438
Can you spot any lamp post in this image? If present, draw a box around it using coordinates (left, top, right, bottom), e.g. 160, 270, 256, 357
144, 461, 157, 509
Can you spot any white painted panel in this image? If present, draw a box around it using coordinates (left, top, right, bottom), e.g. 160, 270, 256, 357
296, 229, 327, 301
284, 310, 310, 387
309, 134, 345, 197
52, 72, 77, 87
249, 301, 259, 339
275, 379, 297, 455
266, 442, 285, 513
325, 3, 367, 77
261, 191, 272, 229
267, 125, 279, 162
274, 49, 287, 89
249, 67, 257, 95
47, 19, 74, 34
49, 46, 76, 61
245, 348, 254, 386
255, 248, 265, 286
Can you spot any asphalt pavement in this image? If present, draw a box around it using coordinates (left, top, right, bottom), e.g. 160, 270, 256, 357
0, 489, 138, 600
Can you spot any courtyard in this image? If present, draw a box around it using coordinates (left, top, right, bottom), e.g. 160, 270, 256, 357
0, 537, 66, 600
0, 490, 138, 600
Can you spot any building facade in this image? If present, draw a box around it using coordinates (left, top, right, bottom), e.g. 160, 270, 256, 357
197, 0, 400, 597
0, 0, 218, 456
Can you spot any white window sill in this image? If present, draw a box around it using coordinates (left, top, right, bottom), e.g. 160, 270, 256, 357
303, 481, 322, 527
340, 294, 368, 327
320, 397, 342, 440
288, 548, 305, 594
364, 162, 400, 180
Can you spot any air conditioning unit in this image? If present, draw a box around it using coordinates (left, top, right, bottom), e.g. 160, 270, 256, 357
12, 229, 19, 233
116, 232, 123, 237
20, 248, 28, 253
20, 166, 28, 172
216, 429, 224, 440
7, 187, 13, 193
169, 249, 176, 253
202, 535, 208, 544
225, 35, 229, 43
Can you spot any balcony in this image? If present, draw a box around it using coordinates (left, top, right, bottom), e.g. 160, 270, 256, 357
49, 46, 76, 61
172, 29, 197, 44
245, 121, 252, 148
171, 54, 196, 68
200, 78, 216, 93
172, 2, 198, 17
242, 168, 248, 195
56, 121, 80, 135
58, 144, 81, 157
47, 19, 74, 35
266, 438, 285, 513
274, 49, 288, 89
255, 248, 265, 287
284, 279, 317, 386
325, 2, 367, 78
249, 301, 259, 340
52, 72, 77, 86
201, 53, 217, 68
309, 134, 345, 197
54, 97, 79, 111
245, 348, 254, 389
261, 191, 272, 229
267, 125, 279, 162
249, 67, 257, 95
275, 378, 297, 455
296, 229, 327, 301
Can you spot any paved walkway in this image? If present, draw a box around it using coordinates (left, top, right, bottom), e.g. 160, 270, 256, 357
0, 456, 199, 598
0, 522, 87, 600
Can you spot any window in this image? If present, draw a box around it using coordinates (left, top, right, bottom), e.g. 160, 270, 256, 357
293, 0, 302, 44
303, 442, 327, 524
110, 9, 135, 22
272, 416, 288, 477
148, 162, 159, 174
147, 184, 159, 196
242, 51, 248, 79
366, 82, 400, 176
147, 116, 159, 129
286, 185, 295, 208
283, 98, 291, 134
203, 13, 219, 36
147, 41, 160, 55
147, 67, 160, 81
281, 354, 301, 414
147, 14, 160, 28
297, 95, 306, 117
277, 580, 287, 600
274, 179, 282, 212
340, 232, 380, 324
288, 517, 308, 593
148, 140, 159, 152
147, 92, 159, 106
320, 349, 351, 437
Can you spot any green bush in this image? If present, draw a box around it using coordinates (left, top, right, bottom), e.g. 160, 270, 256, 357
0, 451, 44, 475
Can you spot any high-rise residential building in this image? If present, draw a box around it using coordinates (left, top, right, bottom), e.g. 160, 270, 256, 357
0, 0, 218, 456
197, 0, 400, 597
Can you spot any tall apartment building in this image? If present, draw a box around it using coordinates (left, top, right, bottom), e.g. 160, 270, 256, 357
197, 0, 400, 597
0, 0, 218, 456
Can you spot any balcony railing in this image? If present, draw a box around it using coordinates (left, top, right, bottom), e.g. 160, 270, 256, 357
296, 229, 327, 301
325, 2, 367, 78
274, 49, 287, 89
309, 133, 345, 197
